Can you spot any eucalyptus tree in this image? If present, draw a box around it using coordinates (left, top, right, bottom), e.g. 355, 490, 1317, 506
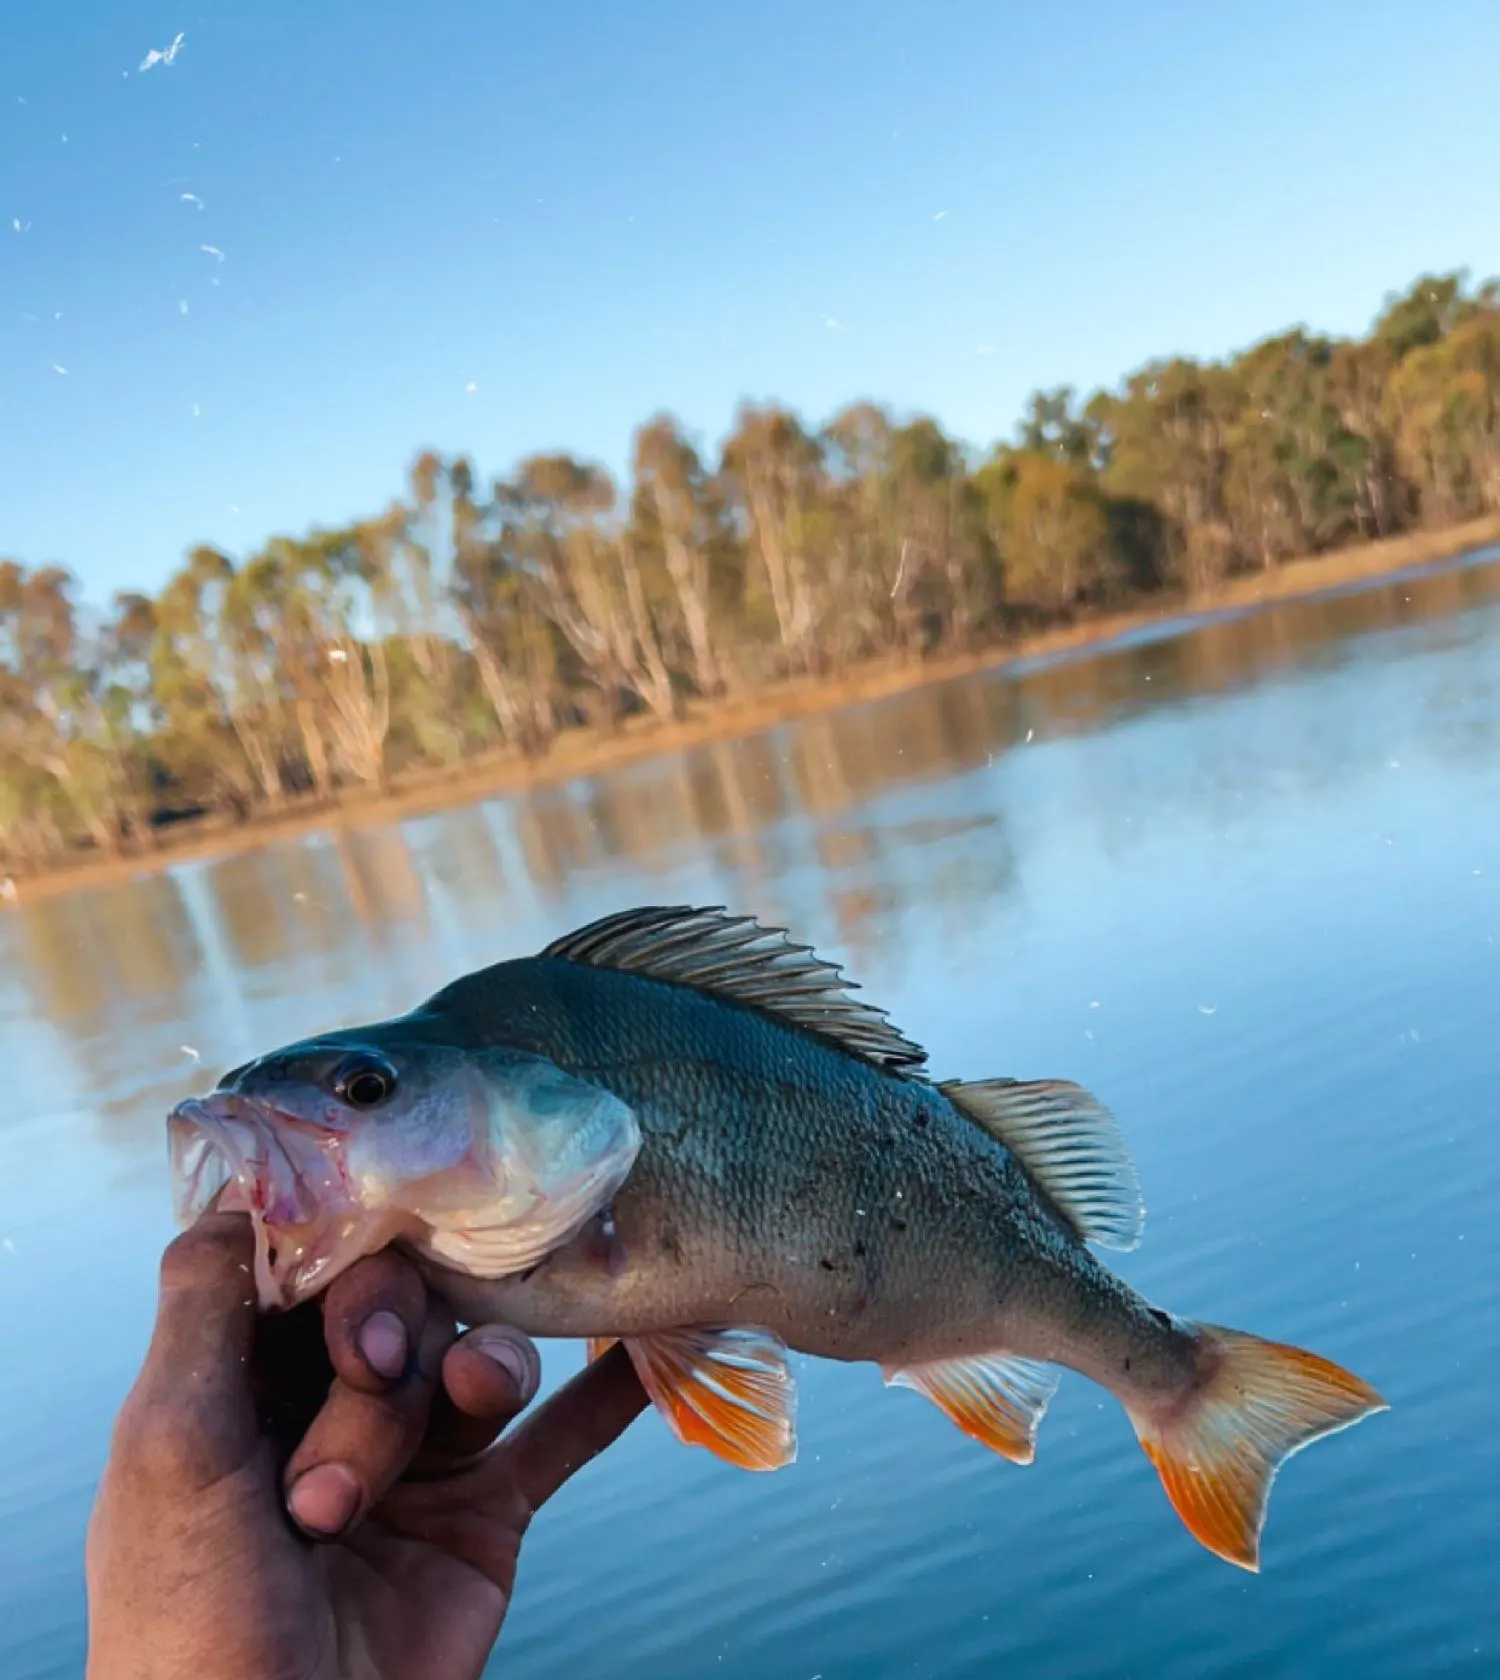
720, 404, 828, 677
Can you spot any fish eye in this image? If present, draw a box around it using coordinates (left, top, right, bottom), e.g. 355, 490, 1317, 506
334, 1057, 397, 1109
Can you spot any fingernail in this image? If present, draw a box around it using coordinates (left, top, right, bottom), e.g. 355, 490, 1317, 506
288, 1463, 361, 1537
358, 1309, 408, 1379
468, 1329, 536, 1395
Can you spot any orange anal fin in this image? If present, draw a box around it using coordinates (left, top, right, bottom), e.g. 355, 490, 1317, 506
623, 1325, 796, 1472
585, 1336, 618, 1364
883, 1352, 1059, 1464
1128, 1323, 1388, 1572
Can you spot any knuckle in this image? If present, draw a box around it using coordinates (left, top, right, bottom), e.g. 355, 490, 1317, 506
110, 1388, 193, 1481
158, 1217, 251, 1293
111, 1387, 235, 1493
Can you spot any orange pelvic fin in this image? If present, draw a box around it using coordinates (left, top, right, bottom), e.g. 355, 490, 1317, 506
585, 1336, 618, 1364
883, 1351, 1059, 1465
1127, 1323, 1387, 1571
623, 1325, 796, 1472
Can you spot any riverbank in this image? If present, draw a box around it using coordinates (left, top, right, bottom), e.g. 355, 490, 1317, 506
7, 513, 1500, 907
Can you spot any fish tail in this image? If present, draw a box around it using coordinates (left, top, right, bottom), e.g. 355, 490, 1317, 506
1124, 1322, 1386, 1571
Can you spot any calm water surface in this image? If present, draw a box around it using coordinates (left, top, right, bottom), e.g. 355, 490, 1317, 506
4, 559, 1500, 1678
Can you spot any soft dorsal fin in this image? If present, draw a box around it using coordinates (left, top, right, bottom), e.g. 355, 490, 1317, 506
941, 1077, 1144, 1251
541, 905, 928, 1073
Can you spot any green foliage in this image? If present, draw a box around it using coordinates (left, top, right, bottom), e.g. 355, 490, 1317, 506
3, 269, 1499, 873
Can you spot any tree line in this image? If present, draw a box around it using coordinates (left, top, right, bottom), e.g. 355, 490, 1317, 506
3, 270, 1498, 874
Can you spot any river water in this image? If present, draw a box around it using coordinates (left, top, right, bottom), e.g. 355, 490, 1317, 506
3, 555, 1499, 1678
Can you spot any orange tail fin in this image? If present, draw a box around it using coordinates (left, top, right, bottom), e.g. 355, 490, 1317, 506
1126, 1324, 1386, 1571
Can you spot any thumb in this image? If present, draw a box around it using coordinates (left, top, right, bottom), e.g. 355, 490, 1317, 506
120, 1212, 262, 1488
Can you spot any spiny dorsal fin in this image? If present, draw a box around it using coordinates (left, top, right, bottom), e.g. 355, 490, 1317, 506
541, 905, 927, 1073
941, 1077, 1144, 1251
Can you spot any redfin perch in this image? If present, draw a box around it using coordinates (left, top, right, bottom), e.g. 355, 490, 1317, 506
169, 905, 1386, 1571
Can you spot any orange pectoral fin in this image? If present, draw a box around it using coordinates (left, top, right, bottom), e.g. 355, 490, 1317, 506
622, 1325, 797, 1472
585, 1336, 618, 1364
883, 1352, 1060, 1465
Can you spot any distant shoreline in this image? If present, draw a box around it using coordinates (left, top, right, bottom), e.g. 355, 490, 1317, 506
7, 514, 1500, 909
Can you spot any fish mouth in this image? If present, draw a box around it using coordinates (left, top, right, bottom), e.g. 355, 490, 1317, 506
168, 1093, 373, 1312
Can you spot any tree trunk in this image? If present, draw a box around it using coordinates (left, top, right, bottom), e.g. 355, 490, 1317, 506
617, 536, 678, 720
294, 698, 334, 799
652, 482, 720, 695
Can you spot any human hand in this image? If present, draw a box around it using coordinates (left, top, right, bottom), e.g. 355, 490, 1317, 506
86, 1212, 647, 1680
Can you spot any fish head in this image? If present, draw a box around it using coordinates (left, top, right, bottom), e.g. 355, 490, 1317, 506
168, 1024, 642, 1312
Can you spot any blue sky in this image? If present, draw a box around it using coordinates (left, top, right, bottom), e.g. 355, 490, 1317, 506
4, 0, 1499, 602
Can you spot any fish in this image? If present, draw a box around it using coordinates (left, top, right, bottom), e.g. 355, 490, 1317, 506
168, 904, 1386, 1571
